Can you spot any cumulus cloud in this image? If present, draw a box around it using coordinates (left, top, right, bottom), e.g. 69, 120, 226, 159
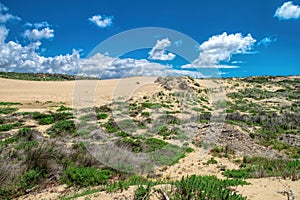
0, 25, 80, 74
148, 38, 176, 61
275, 1, 300, 20
182, 32, 256, 69
0, 25, 202, 78
88, 15, 113, 28
23, 27, 54, 41
80, 53, 203, 79
0, 3, 20, 24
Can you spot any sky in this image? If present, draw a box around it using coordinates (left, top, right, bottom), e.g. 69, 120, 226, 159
0, 0, 299, 78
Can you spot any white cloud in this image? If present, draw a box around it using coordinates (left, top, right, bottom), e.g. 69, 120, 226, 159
258, 36, 277, 47
25, 21, 50, 29
80, 53, 203, 79
0, 26, 80, 74
23, 27, 54, 41
0, 3, 20, 24
148, 38, 176, 61
0, 25, 203, 78
182, 32, 256, 69
0, 25, 8, 44
88, 15, 113, 28
275, 1, 300, 20
0, 13, 20, 23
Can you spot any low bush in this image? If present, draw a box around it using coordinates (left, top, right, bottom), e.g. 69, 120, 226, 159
222, 157, 300, 180
0, 107, 18, 114
61, 166, 112, 187
170, 175, 247, 199
47, 120, 76, 137
97, 113, 108, 120
0, 122, 21, 132
18, 169, 43, 189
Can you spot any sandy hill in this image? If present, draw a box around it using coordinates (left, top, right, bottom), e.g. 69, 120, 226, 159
0, 75, 299, 200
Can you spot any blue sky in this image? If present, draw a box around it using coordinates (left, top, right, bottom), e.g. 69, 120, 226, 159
0, 0, 299, 78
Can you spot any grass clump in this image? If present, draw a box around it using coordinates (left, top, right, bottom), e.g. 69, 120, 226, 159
18, 169, 43, 189
61, 166, 112, 187
0, 121, 21, 132
96, 113, 108, 120
0, 107, 18, 114
0, 102, 22, 106
169, 175, 247, 200
134, 184, 151, 200
47, 120, 76, 137
57, 105, 72, 112
222, 157, 300, 180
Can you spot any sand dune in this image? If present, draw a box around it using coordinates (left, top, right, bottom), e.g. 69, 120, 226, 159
0, 77, 158, 108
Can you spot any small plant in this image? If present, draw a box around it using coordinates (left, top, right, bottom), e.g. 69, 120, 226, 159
97, 113, 108, 120
134, 184, 151, 200
57, 105, 72, 112
0, 122, 21, 132
0, 107, 18, 114
141, 112, 150, 117
206, 157, 218, 165
103, 119, 119, 133
18, 127, 31, 136
61, 166, 111, 187
47, 120, 76, 136
0, 102, 22, 106
19, 169, 43, 189
169, 175, 247, 199
116, 131, 130, 137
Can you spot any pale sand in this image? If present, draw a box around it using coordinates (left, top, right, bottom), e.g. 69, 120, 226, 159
0, 77, 158, 108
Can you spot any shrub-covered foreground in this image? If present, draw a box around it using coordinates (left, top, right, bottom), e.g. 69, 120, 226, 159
62, 175, 248, 200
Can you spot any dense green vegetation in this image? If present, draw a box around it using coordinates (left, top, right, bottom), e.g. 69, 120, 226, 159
61, 166, 112, 187
0, 72, 99, 81
168, 175, 248, 200
223, 157, 300, 180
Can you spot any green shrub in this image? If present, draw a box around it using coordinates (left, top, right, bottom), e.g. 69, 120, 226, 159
185, 147, 194, 153
0, 122, 21, 132
116, 131, 130, 137
222, 169, 250, 179
141, 112, 150, 117
0, 102, 22, 106
61, 166, 111, 187
222, 157, 300, 180
16, 141, 39, 151
0, 107, 18, 114
40, 115, 55, 125
144, 138, 168, 152
170, 175, 247, 199
57, 105, 72, 112
47, 120, 76, 136
206, 157, 218, 165
97, 113, 108, 120
19, 169, 43, 189
134, 184, 151, 200
19, 127, 31, 136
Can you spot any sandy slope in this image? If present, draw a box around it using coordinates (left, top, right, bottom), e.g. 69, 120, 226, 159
0, 77, 158, 108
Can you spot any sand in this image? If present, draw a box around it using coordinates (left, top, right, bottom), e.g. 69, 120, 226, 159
0, 77, 158, 108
